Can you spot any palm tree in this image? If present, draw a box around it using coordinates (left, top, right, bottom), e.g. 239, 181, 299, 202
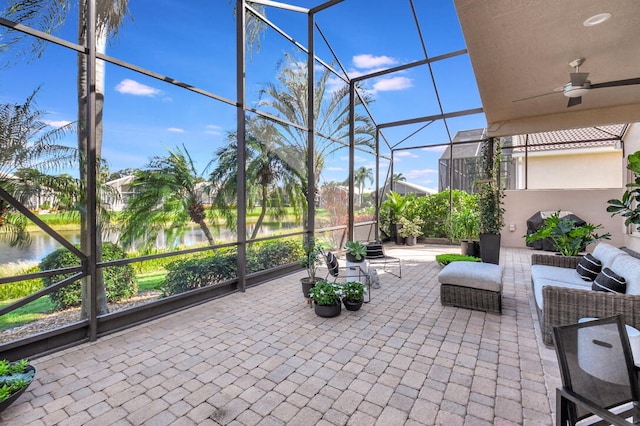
354, 166, 373, 207
210, 122, 305, 240
0, 90, 76, 246
119, 145, 215, 253
393, 173, 406, 182
257, 53, 375, 214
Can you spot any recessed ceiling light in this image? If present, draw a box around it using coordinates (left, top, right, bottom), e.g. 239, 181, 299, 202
583, 13, 611, 27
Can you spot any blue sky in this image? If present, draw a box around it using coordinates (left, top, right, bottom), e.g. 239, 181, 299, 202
0, 0, 486, 191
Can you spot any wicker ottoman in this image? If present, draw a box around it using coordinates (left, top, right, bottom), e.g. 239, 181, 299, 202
438, 261, 504, 313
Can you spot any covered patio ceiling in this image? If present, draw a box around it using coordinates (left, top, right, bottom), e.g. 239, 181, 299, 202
453, 0, 640, 137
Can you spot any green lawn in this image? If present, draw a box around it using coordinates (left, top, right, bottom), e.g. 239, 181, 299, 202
0, 271, 167, 331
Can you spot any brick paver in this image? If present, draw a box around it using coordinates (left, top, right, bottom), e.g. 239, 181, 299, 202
0, 245, 559, 425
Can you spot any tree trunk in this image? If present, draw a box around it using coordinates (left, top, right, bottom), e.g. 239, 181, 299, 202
251, 186, 269, 240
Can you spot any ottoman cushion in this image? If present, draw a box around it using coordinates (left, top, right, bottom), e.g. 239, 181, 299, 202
438, 261, 504, 292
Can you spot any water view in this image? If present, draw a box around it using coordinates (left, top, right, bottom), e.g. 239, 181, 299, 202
0, 223, 298, 266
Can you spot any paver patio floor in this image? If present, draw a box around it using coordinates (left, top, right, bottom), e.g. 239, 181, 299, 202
0, 245, 561, 425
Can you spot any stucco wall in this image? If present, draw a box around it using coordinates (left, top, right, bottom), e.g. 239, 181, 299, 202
523, 150, 622, 189
501, 189, 625, 249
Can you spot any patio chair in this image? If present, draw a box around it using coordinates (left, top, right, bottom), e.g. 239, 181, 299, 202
323, 250, 371, 302
552, 315, 640, 425
364, 242, 402, 278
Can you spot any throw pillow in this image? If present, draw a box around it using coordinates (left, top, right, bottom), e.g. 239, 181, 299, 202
576, 253, 602, 281
592, 267, 627, 294
325, 251, 339, 278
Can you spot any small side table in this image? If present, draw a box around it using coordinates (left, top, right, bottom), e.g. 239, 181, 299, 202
579, 317, 640, 368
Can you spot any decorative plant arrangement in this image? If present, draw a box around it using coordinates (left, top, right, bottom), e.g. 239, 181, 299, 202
342, 280, 365, 311
0, 359, 36, 412
477, 137, 505, 264
525, 211, 611, 256
308, 280, 343, 317
607, 150, 640, 230
300, 239, 324, 299
397, 216, 424, 245
344, 241, 367, 262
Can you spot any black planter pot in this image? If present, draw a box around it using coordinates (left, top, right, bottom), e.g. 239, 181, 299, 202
301, 277, 322, 298
394, 224, 404, 245
343, 298, 363, 311
314, 302, 341, 318
461, 240, 481, 257
479, 233, 501, 264
345, 253, 365, 263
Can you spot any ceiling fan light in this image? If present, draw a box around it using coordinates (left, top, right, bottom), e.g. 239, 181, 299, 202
564, 86, 590, 98
583, 13, 611, 27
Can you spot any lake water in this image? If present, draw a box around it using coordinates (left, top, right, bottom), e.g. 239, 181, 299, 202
0, 223, 297, 266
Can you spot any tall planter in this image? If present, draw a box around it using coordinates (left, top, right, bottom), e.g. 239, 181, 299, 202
461, 240, 480, 257
479, 233, 501, 264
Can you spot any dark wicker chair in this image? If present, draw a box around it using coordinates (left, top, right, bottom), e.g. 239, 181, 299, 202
552, 315, 640, 425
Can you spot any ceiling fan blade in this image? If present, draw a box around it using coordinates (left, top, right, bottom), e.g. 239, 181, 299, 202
567, 96, 582, 107
591, 77, 640, 89
570, 72, 589, 87
513, 91, 558, 103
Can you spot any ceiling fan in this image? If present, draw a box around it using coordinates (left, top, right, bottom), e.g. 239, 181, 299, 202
514, 58, 640, 107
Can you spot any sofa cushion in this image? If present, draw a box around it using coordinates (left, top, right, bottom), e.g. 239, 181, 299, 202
531, 264, 591, 285
592, 267, 627, 293
610, 254, 640, 295
576, 254, 602, 281
592, 242, 625, 270
533, 278, 592, 311
437, 261, 503, 292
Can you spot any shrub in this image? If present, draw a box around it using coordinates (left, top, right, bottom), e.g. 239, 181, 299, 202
435, 253, 481, 266
40, 242, 137, 310
0, 263, 43, 301
161, 240, 303, 296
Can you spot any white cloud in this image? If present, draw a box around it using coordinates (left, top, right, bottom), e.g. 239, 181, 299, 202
204, 125, 223, 135
395, 151, 419, 158
372, 76, 412, 93
405, 169, 437, 179
326, 166, 343, 172
353, 54, 397, 69
167, 127, 185, 133
43, 119, 72, 128
115, 79, 161, 97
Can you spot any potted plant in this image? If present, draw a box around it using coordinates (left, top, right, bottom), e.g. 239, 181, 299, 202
477, 137, 505, 264
381, 191, 408, 244
308, 279, 342, 317
0, 359, 36, 413
397, 216, 424, 246
300, 239, 324, 300
525, 211, 611, 256
607, 150, 640, 231
342, 280, 365, 311
448, 206, 480, 256
344, 241, 367, 263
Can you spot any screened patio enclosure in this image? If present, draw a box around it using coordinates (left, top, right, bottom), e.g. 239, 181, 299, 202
0, 0, 637, 360
0, 0, 488, 359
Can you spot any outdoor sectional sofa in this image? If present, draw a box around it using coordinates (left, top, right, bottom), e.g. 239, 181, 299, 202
531, 242, 640, 346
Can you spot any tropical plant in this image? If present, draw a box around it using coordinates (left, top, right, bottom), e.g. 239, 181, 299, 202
300, 239, 324, 281
393, 173, 406, 182
477, 138, 505, 235
447, 206, 480, 242
607, 150, 640, 230
209, 126, 304, 240
342, 280, 365, 302
0, 90, 76, 247
525, 211, 611, 256
119, 145, 216, 253
0, 358, 35, 403
354, 166, 373, 207
397, 216, 424, 238
344, 241, 367, 261
256, 53, 374, 226
308, 280, 342, 306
